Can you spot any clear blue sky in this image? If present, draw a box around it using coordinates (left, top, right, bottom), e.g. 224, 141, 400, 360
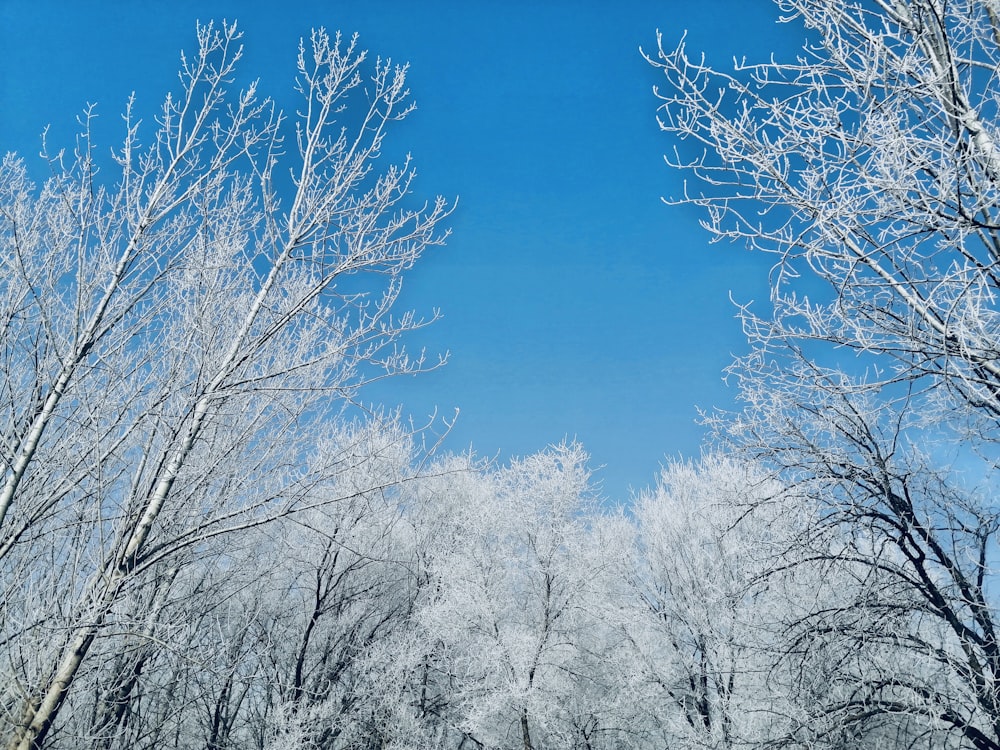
1, 1, 803, 500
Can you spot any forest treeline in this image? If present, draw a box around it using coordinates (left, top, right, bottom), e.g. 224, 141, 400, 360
7, 437, 968, 750
5, 1, 1000, 748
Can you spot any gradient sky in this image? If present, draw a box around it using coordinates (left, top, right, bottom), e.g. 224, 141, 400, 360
1, 1, 804, 500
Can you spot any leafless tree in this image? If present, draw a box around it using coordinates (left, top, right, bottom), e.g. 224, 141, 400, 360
0, 22, 450, 750
650, 1, 1000, 747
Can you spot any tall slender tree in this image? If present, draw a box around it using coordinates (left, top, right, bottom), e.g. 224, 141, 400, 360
0, 23, 449, 750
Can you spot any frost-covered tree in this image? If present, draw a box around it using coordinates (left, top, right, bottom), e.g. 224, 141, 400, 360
617, 457, 798, 750
0, 23, 449, 750
651, 1, 1000, 747
415, 444, 603, 750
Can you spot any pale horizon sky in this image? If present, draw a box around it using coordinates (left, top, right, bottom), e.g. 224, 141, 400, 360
1, 1, 804, 500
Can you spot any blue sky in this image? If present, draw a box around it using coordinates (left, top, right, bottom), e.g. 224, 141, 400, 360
1, 1, 803, 500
